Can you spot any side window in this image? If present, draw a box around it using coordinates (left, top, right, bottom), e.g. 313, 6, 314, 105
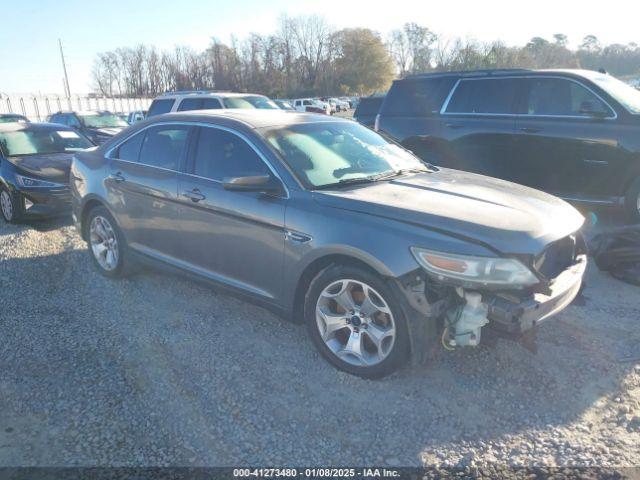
67, 115, 81, 128
138, 125, 190, 170
303, 100, 311, 106
50, 114, 64, 124
446, 78, 518, 114
177, 98, 203, 112
192, 127, 270, 181
147, 99, 174, 117
114, 131, 145, 161
202, 98, 223, 109
526, 78, 612, 117
384, 77, 457, 115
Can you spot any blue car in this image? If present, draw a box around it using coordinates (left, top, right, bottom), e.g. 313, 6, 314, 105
0, 122, 94, 222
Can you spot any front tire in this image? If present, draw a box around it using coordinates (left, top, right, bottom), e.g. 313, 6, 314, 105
86, 206, 130, 277
624, 177, 640, 224
304, 265, 410, 378
0, 186, 20, 223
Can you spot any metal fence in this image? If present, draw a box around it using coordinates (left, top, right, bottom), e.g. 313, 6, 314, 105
0, 94, 153, 122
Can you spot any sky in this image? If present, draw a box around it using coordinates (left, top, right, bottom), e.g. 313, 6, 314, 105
0, 0, 638, 94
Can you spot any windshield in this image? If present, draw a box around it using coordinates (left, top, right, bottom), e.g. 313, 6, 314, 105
79, 113, 128, 128
223, 96, 278, 109
261, 121, 429, 189
589, 74, 640, 114
0, 127, 93, 156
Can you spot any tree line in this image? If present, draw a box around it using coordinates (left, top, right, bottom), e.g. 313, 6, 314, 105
91, 15, 640, 98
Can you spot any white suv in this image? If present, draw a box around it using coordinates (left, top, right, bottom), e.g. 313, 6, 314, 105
292, 98, 331, 115
147, 91, 279, 117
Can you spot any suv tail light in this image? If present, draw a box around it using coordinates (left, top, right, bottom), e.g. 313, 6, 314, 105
374, 113, 380, 132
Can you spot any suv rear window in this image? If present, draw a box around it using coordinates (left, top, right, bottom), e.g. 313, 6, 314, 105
382, 77, 457, 116
445, 78, 519, 115
147, 99, 174, 117
354, 97, 384, 116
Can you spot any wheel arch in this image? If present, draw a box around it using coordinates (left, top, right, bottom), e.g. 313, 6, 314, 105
79, 195, 117, 241
290, 253, 390, 324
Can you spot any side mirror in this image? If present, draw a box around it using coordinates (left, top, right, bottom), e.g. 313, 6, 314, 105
222, 174, 283, 195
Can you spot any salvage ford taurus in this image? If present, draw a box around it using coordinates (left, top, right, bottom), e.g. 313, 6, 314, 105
70, 110, 587, 378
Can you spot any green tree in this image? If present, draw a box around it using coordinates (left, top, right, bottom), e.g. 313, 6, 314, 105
334, 28, 395, 95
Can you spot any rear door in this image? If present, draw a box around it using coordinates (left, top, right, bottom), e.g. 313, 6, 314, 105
107, 124, 192, 258
439, 77, 520, 180
514, 76, 621, 198
175, 126, 287, 302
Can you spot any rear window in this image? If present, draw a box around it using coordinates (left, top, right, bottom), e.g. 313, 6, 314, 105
382, 77, 457, 116
147, 99, 174, 117
354, 97, 384, 116
445, 78, 519, 115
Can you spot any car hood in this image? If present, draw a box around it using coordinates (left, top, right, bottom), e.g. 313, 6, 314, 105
85, 127, 124, 137
8, 153, 73, 185
313, 168, 584, 256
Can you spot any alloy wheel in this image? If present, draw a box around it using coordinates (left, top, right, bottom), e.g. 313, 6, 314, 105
89, 215, 119, 271
0, 190, 13, 221
315, 279, 396, 367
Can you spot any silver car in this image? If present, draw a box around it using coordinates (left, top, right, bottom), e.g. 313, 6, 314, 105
70, 110, 587, 378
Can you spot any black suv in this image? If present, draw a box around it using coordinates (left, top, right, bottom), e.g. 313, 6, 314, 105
376, 69, 640, 222
48, 111, 128, 145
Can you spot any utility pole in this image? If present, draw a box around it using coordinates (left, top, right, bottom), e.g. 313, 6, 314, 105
58, 39, 71, 98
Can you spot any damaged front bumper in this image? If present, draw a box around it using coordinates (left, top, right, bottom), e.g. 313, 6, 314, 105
486, 254, 587, 334
394, 251, 587, 359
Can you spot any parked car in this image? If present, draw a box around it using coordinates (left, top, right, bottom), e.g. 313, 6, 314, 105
320, 97, 339, 113
127, 110, 147, 124
0, 113, 29, 123
338, 96, 354, 108
48, 110, 128, 145
274, 99, 295, 111
116, 113, 130, 124
292, 98, 330, 115
146, 90, 279, 118
353, 96, 385, 128
70, 110, 587, 378
376, 68, 640, 222
331, 97, 350, 111
0, 122, 94, 222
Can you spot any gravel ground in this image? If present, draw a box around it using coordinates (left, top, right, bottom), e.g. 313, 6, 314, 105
0, 216, 639, 470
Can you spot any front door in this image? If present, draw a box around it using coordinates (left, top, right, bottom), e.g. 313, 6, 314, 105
175, 126, 287, 302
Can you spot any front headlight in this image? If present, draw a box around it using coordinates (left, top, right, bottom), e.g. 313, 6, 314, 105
15, 174, 63, 188
411, 247, 539, 287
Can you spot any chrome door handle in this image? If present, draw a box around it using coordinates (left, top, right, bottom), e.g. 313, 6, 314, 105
109, 172, 125, 183
182, 189, 206, 202
445, 123, 465, 129
519, 127, 541, 133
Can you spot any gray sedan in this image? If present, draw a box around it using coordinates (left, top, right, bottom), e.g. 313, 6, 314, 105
70, 110, 587, 378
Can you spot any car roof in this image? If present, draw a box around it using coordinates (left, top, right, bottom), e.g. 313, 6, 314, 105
156, 91, 267, 99
403, 68, 602, 81
51, 110, 112, 115
151, 109, 350, 129
0, 121, 74, 132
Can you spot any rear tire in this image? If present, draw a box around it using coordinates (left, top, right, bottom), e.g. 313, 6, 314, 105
304, 264, 410, 378
85, 206, 131, 278
624, 177, 640, 224
0, 186, 20, 223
